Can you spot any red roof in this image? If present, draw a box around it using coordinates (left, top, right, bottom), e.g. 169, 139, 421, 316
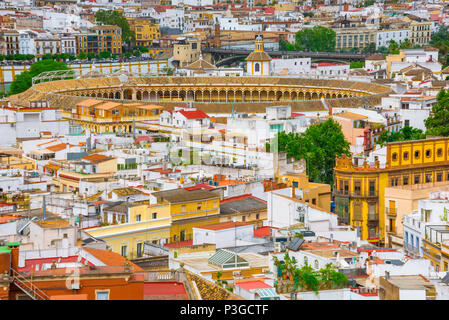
254, 226, 277, 238
144, 282, 187, 297
236, 280, 272, 291
164, 240, 193, 248
221, 194, 266, 204
317, 62, 344, 67
184, 183, 215, 191
177, 109, 210, 119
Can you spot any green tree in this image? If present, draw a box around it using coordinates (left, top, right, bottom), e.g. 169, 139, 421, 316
99, 51, 112, 59
350, 47, 359, 54
161, 66, 174, 75
350, 61, 364, 69
362, 43, 376, 54
377, 46, 389, 55
388, 40, 399, 54
377, 126, 426, 146
295, 26, 336, 52
133, 49, 141, 57
430, 25, 449, 65
271, 118, 350, 185
425, 89, 449, 136
95, 10, 135, 45
279, 39, 295, 51
87, 52, 96, 60
399, 38, 412, 49
77, 52, 87, 60
9, 59, 69, 95
139, 46, 149, 53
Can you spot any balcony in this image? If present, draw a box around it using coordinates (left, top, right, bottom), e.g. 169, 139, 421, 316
350, 191, 378, 199
333, 190, 349, 197
386, 207, 397, 217
368, 214, 379, 222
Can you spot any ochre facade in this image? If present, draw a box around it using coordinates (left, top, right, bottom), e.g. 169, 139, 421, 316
334, 138, 449, 246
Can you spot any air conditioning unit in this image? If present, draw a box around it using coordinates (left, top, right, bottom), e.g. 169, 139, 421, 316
71, 282, 80, 290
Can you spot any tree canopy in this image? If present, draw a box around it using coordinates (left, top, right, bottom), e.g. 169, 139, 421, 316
425, 89, 449, 136
376, 126, 426, 146
430, 25, 449, 66
294, 26, 336, 52
8, 59, 69, 96
95, 10, 135, 44
269, 118, 350, 185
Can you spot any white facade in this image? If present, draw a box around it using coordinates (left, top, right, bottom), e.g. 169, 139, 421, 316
376, 29, 410, 49
271, 58, 311, 75
192, 223, 255, 249
0, 108, 70, 147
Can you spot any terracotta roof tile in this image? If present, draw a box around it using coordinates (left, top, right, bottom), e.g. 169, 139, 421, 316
84, 248, 143, 271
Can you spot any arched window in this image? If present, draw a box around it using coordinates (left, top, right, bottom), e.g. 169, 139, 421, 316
254, 62, 260, 72
304, 256, 308, 265
314, 260, 319, 269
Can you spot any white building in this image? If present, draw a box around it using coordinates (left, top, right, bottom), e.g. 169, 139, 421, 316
311, 62, 350, 78
271, 58, 311, 76
403, 191, 449, 261
0, 102, 70, 147
192, 222, 255, 249
376, 28, 411, 49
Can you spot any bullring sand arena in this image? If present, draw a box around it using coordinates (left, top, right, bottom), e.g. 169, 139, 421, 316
8, 74, 393, 113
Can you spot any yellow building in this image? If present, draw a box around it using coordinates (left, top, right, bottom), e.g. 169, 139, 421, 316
173, 35, 201, 68
86, 188, 222, 258
151, 188, 221, 242
62, 99, 163, 134
334, 137, 449, 246
278, 171, 331, 212
127, 18, 161, 48
86, 202, 172, 259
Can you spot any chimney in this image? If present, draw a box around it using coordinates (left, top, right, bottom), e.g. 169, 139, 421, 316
292, 186, 295, 198
7, 242, 19, 273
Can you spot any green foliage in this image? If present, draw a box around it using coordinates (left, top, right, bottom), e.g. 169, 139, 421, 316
388, 40, 399, 54
295, 26, 336, 52
350, 61, 365, 69
303, 12, 314, 18
99, 51, 111, 59
77, 52, 87, 60
139, 46, 149, 53
399, 38, 411, 49
133, 49, 141, 57
8, 59, 69, 95
279, 39, 295, 51
362, 43, 376, 54
377, 46, 389, 55
270, 119, 350, 185
350, 47, 359, 54
425, 89, 449, 137
95, 9, 135, 44
161, 66, 174, 75
0, 54, 35, 61
430, 25, 449, 65
376, 126, 426, 146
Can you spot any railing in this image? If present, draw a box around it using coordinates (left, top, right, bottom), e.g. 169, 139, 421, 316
333, 190, 349, 197
350, 191, 378, 198
368, 214, 379, 221
11, 269, 50, 300
386, 207, 397, 217
140, 270, 179, 282
404, 243, 419, 254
